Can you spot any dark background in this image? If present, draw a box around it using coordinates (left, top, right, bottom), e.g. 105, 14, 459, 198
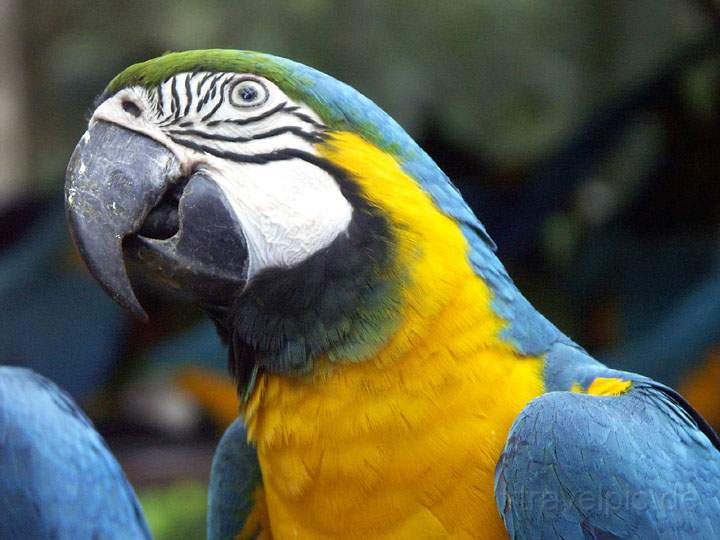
1, 1, 719, 537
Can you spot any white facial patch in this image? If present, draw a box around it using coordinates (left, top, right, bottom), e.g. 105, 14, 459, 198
90, 71, 354, 279
208, 157, 353, 278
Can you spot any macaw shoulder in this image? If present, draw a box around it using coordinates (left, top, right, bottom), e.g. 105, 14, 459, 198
497, 344, 720, 539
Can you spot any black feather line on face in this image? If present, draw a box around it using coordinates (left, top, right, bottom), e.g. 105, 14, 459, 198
182, 74, 193, 117
167, 125, 323, 144
170, 77, 180, 120
200, 76, 234, 123
205, 101, 288, 127
197, 72, 215, 97
209, 155, 399, 398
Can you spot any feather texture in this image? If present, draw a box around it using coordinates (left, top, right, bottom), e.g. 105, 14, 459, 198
0, 367, 150, 539
496, 377, 720, 539
97, 50, 720, 539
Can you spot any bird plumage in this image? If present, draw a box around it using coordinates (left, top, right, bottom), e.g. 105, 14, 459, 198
497, 344, 720, 539
63, 49, 720, 539
0, 366, 150, 539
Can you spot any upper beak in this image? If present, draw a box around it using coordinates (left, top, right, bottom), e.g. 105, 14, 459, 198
65, 121, 179, 319
65, 120, 248, 320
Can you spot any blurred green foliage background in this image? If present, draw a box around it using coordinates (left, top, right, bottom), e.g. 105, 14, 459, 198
1, 1, 719, 538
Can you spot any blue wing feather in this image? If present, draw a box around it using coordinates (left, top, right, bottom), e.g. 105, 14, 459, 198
495, 371, 720, 539
0, 366, 150, 539
207, 418, 262, 540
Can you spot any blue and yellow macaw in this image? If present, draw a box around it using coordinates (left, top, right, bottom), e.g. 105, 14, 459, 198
64, 50, 720, 539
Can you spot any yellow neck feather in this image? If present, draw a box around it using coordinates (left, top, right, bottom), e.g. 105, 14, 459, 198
240, 132, 545, 538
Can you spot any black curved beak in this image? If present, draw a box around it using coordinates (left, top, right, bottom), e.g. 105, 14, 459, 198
65, 121, 248, 320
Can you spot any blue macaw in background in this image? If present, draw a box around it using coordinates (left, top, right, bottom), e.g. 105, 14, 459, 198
600, 249, 720, 384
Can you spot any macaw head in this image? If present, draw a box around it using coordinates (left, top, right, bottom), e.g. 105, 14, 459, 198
66, 50, 509, 390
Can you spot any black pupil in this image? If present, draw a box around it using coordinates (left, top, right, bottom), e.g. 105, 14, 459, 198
240, 85, 257, 102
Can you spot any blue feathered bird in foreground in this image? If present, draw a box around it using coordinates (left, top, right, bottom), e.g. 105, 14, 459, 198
57, 50, 720, 538
0, 367, 150, 539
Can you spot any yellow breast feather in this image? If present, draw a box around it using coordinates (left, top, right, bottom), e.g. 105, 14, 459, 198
241, 132, 545, 539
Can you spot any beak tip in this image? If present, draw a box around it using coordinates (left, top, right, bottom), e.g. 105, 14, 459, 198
118, 295, 149, 322
66, 206, 149, 322
74, 238, 149, 322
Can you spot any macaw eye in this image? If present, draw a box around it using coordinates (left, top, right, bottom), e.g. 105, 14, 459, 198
230, 79, 268, 108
